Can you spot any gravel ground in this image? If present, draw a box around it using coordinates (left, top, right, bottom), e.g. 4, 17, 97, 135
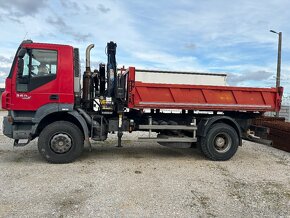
0, 112, 289, 217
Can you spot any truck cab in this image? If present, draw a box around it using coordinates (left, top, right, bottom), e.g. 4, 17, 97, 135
2, 40, 78, 111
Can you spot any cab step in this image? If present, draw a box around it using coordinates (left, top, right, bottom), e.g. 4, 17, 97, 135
13, 139, 31, 147
138, 137, 197, 143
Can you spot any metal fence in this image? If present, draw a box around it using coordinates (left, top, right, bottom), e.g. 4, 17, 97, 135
266, 105, 290, 122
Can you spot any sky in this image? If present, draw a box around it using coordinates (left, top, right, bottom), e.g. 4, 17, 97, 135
0, 0, 289, 105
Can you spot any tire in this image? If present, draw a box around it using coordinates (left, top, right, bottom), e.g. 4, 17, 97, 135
199, 123, 239, 161
38, 121, 84, 163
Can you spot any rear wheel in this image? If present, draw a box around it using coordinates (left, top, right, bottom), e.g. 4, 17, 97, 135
38, 121, 84, 163
199, 123, 239, 161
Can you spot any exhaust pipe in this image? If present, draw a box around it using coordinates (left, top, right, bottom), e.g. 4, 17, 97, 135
83, 44, 95, 110
86, 44, 94, 69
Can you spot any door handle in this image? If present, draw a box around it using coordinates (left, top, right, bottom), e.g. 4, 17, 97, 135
50, 94, 59, 100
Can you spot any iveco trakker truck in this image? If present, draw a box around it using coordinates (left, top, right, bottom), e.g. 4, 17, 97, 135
1, 40, 283, 163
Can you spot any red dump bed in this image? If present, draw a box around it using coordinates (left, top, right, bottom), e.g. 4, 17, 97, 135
126, 67, 283, 112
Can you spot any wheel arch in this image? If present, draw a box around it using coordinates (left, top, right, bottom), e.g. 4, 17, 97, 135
197, 116, 242, 146
32, 109, 90, 146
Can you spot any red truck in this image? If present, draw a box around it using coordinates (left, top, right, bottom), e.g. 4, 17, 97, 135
1, 40, 283, 163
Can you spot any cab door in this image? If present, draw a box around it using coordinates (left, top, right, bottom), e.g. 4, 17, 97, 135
11, 48, 60, 111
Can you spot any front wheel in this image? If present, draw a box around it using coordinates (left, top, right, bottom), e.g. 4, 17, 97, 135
199, 123, 239, 161
38, 121, 84, 163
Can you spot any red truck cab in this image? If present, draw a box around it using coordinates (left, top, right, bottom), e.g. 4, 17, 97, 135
2, 40, 75, 111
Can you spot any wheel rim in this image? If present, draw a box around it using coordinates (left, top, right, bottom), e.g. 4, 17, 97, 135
50, 133, 72, 154
213, 133, 232, 153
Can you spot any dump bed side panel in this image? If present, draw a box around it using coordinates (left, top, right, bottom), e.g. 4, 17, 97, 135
126, 67, 282, 112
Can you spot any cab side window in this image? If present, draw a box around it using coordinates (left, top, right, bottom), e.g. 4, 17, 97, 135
31, 50, 57, 77
22, 53, 30, 76
16, 49, 58, 92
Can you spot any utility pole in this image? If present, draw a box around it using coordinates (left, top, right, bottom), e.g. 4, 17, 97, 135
270, 30, 282, 117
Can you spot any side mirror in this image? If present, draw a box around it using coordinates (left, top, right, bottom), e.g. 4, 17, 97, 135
17, 58, 29, 84
16, 48, 29, 92
17, 58, 24, 77
17, 48, 27, 58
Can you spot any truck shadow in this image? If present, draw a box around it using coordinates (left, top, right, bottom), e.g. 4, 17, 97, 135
80, 142, 204, 161
0, 142, 204, 163
0, 149, 43, 163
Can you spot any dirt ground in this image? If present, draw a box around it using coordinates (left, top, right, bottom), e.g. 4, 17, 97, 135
0, 112, 289, 217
